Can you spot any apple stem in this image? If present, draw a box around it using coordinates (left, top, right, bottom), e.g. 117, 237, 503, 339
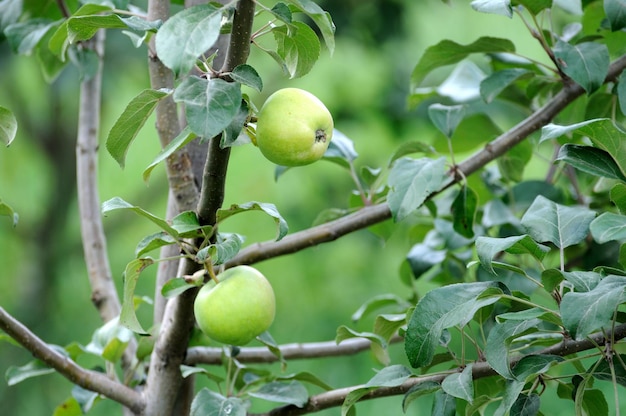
206, 263, 220, 284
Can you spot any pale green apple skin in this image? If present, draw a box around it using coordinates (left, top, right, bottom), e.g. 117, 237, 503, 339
193, 266, 275, 346
255, 88, 334, 166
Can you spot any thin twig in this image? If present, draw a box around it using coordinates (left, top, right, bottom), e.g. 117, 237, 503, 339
0, 307, 145, 413
257, 323, 626, 416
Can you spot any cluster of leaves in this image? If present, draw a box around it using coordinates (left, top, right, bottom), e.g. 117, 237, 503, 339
3, 0, 626, 415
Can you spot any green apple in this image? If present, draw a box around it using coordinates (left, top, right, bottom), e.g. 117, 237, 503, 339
193, 265, 275, 346
255, 88, 334, 166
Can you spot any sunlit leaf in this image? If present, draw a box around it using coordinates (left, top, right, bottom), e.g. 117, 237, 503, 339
271, 21, 320, 79
287, 0, 335, 54
102, 197, 178, 236
470, 0, 513, 17
0, 199, 18, 226
162, 278, 198, 299
322, 129, 358, 169
441, 364, 474, 403
590, 212, 626, 243
6, 359, 55, 386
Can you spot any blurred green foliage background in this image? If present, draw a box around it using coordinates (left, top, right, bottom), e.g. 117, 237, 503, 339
0, 0, 580, 414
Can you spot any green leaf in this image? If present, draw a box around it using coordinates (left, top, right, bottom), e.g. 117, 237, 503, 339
557, 144, 626, 181
269, 2, 292, 23
119, 258, 154, 335
553, 41, 609, 94
405, 282, 503, 368
4, 19, 57, 55
497, 139, 532, 182
510, 393, 540, 416
336, 326, 388, 365
143, 126, 196, 183
196, 233, 244, 265
67, 14, 127, 43
0, 105, 17, 146
471, 0, 513, 16
135, 232, 177, 257
48, 4, 113, 58
405, 243, 447, 278
229, 64, 263, 92
0, 0, 22, 33
441, 364, 474, 403
351, 294, 412, 323
162, 278, 197, 298
248, 381, 308, 407
387, 157, 448, 221
451, 184, 477, 238
6, 359, 55, 385
476, 235, 550, 275
539, 118, 601, 143
190, 388, 247, 416
410, 37, 515, 88
577, 120, 626, 178
217, 201, 288, 241
520, 195, 596, 249
322, 129, 358, 169
561, 275, 626, 340
106, 89, 170, 168
388, 141, 436, 166
428, 104, 465, 138
480, 68, 532, 103
173, 77, 242, 140
53, 397, 82, 416
560, 271, 602, 292
592, 354, 626, 387
590, 212, 626, 243
271, 21, 321, 78
102, 197, 179, 236
432, 390, 456, 416
288, 0, 335, 54
513, 354, 563, 380
605, 0, 626, 31
618, 71, 626, 116
611, 183, 626, 214
171, 210, 212, 238
84, 317, 133, 362
402, 381, 441, 412
580, 389, 609, 416
221, 99, 250, 147
514, 0, 553, 15
341, 365, 412, 416
0, 199, 19, 226
485, 318, 541, 379
275, 371, 333, 391
155, 4, 224, 76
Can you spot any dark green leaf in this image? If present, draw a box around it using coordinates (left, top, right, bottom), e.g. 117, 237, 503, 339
67, 14, 127, 43
557, 144, 626, 181
451, 184, 477, 238
411, 37, 515, 87
135, 232, 177, 257
106, 89, 170, 168
387, 157, 447, 221
520, 195, 596, 249
4, 19, 56, 55
510, 393, 540, 416
476, 235, 550, 275
271, 21, 320, 79
605, 0, 626, 31
592, 354, 626, 387
512, 355, 563, 380
441, 364, 473, 403
577, 120, 626, 179
196, 233, 244, 265
173, 77, 242, 140
590, 212, 626, 243
561, 275, 626, 340
514, 0, 553, 15
248, 381, 308, 407
405, 243, 447, 278
221, 99, 250, 148
618, 70, 626, 116
388, 141, 436, 166
269, 2, 292, 23
553, 41, 609, 94
480, 68, 532, 103
230, 64, 263, 92
119, 258, 154, 335
217, 201, 288, 241
48, 4, 112, 58
402, 381, 441, 412
431, 390, 456, 416
190, 388, 247, 416
405, 282, 503, 368
155, 4, 223, 76
560, 271, 602, 292
498, 139, 532, 182
485, 318, 541, 379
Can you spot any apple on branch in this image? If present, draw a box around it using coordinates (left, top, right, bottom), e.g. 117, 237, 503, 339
193, 265, 276, 346
254, 88, 334, 167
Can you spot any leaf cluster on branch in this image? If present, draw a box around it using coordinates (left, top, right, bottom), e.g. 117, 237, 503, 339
2, 1, 626, 415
